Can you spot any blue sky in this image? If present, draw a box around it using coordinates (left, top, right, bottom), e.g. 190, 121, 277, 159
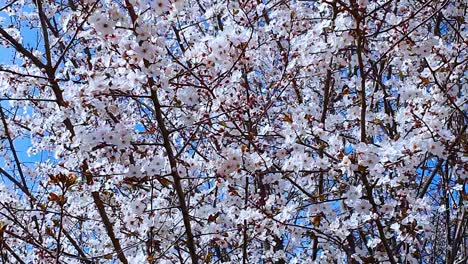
0, 8, 45, 168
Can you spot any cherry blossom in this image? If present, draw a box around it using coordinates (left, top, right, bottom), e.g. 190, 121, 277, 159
0, 0, 466, 263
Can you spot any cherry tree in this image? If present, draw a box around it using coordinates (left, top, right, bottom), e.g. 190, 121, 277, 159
0, 0, 466, 263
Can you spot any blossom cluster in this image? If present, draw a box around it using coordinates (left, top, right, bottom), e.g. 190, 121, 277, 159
0, 0, 466, 263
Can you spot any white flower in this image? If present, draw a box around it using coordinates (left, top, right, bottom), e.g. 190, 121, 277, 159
390, 223, 400, 232
339, 155, 354, 176
89, 13, 115, 35
129, 199, 146, 215
87, 74, 109, 95
152, 0, 170, 15
173, 0, 186, 10
126, 164, 143, 179
275, 148, 289, 159
420, 68, 431, 78
380, 204, 394, 216
217, 150, 242, 176
135, 24, 153, 42
178, 87, 201, 106
386, 13, 402, 26
134, 41, 156, 62
355, 200, 372, 215
345, 185, 362, 206
143, 156, 166, 175
427, 140, 444, 157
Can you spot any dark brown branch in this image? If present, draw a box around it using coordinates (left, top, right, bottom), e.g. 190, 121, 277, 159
0, 27, 46, 69
0, 106, 29, 193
